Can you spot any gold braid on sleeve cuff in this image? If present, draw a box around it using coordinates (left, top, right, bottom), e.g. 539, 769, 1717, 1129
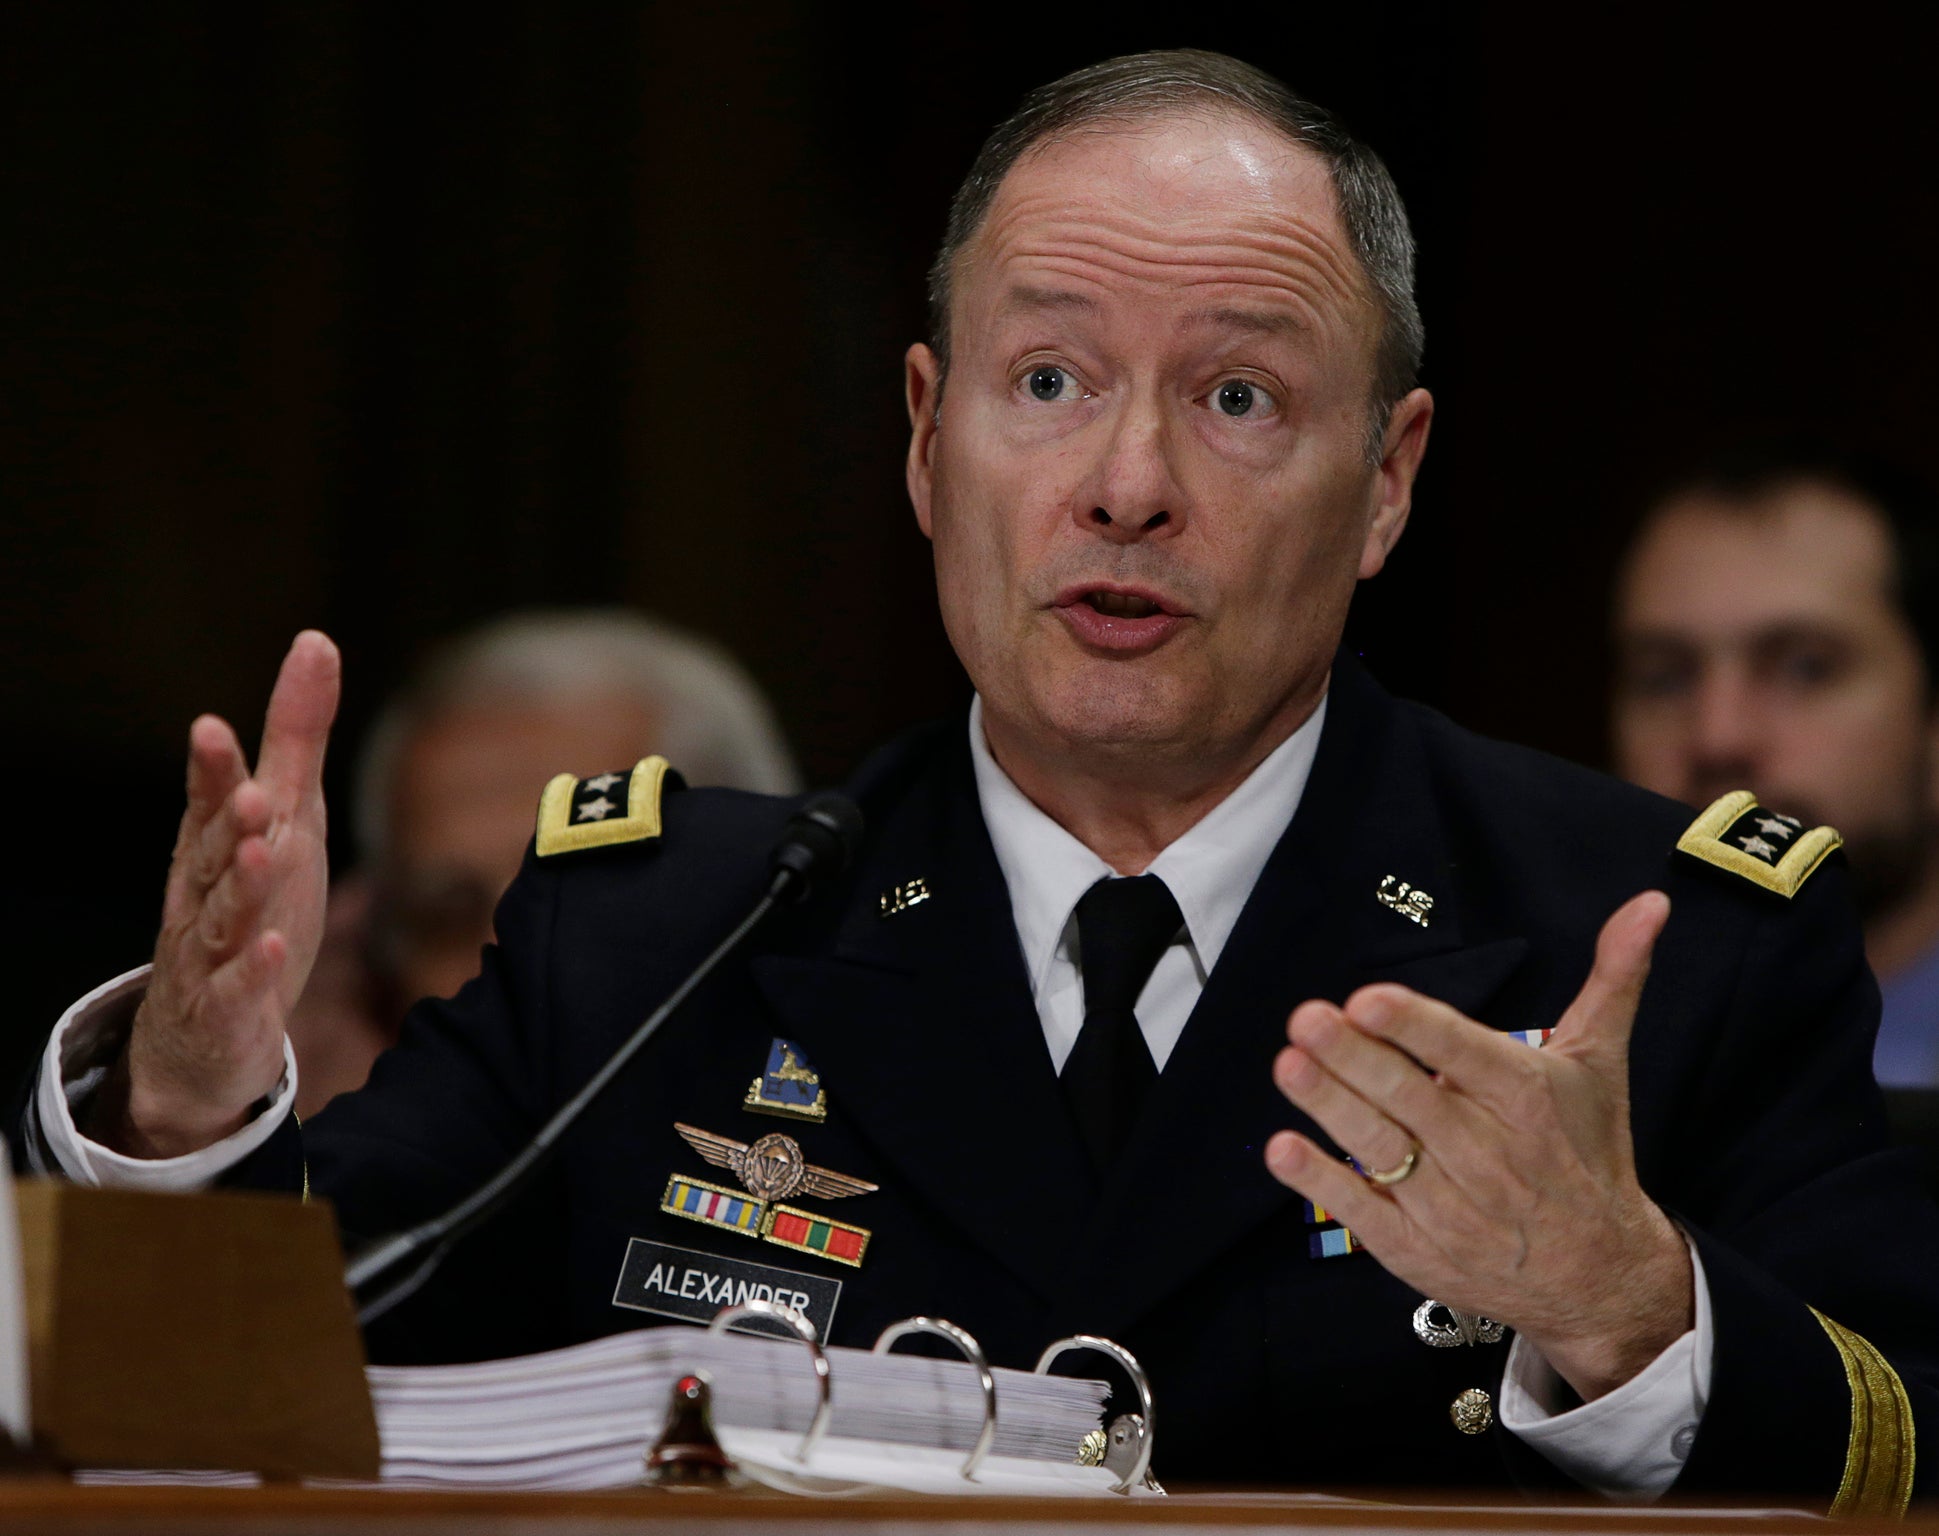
1812, 1307, 1915, 1518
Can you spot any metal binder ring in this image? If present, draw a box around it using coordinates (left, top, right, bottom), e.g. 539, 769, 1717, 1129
707, 1298, 831, 1465
872, 1316, 998, 1481
1033, 1334, 1156, 1493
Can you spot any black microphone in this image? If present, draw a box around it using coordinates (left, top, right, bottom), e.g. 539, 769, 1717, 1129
770, 794, 863, 900
344, 793, 863, 1323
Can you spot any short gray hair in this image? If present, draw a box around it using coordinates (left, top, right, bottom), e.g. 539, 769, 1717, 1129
353, 609, 800, 863
926, 49, 1422, 462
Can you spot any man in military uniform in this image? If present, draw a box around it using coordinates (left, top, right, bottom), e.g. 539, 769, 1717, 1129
24, 51, 1939, 1508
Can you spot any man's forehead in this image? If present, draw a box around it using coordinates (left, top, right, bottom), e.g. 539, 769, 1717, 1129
1016, 110, 1333, 201
965, 113, 1364, 317
1620, 486, 1899, 632
994, 284, 1305, 334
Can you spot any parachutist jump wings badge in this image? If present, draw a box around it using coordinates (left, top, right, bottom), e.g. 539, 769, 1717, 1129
673, 1123, 878, 1204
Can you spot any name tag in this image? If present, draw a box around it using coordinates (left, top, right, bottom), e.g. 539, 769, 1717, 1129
611, 1237, 842, 1341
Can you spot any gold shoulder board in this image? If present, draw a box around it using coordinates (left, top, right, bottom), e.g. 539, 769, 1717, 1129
535, 756, 671, 857
1674, 790, 1842, 898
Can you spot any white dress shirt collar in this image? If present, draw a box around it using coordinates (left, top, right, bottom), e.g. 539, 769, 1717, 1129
968, 691, 1328, 1003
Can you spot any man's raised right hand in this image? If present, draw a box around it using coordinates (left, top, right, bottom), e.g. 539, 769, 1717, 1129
88, 632, 341, 1158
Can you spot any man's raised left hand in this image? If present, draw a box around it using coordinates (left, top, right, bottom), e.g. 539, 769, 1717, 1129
1264, 890, 1692, 1402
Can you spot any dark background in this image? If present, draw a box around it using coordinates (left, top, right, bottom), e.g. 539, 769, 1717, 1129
6, 3, 1937, 1089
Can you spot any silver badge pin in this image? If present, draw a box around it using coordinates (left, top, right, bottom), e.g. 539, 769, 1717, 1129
1413, 1298, 1505, 1348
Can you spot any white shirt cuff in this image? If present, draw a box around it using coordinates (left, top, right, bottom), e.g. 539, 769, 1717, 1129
31, 966, 299, 1192
1498, 1237, 1712, 1499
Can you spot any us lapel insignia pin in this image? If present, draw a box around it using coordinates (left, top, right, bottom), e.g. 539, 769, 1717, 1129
672, 1123, 876, 1268
1376, 875, 1434, 927
745, 1037, 828, 1122
879, 877, 931, 916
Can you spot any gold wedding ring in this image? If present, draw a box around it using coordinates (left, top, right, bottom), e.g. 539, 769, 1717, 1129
1363, 1143, 1421, 1186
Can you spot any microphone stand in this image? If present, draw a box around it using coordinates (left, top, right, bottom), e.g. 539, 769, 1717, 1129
345, 796, 860, 1325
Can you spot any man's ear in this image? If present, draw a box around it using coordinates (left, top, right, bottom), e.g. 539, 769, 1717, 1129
1359, 387, 1433, 580
905, 343, 943, 540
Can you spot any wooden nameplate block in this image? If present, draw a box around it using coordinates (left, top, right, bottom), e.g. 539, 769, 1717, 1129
15, 1181, 378, 1480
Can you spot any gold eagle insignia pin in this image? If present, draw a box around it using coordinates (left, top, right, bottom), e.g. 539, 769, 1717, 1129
1674, 790, 1842, 898
535, 756, 671, 857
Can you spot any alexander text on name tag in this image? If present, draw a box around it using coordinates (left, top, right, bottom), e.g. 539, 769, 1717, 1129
611, 1237, 841, 1339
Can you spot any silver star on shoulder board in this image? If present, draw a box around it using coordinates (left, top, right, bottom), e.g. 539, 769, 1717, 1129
1738, 834, 1779, 858
582, 772, 624, 793
575, 795, 617, 822
1754, 817, 1796, 839
674, 1122, 878, 1203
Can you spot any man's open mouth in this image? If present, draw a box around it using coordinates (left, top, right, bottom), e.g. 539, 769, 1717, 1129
1083, 591, 1164, 619
1051, 584, 1186, 651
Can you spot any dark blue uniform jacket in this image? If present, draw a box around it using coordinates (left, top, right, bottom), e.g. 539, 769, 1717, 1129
231, 657, 1939, 1503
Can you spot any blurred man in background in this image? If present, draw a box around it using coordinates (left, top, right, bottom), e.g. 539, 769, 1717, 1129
1610, 447, 1939, 1084
287, 609, 799, 1115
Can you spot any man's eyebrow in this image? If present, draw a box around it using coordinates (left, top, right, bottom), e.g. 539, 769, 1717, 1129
1749, 621, 1852, 650
1182, 305, 1304, 336
993, 286, 1102, 319
1618, 621, 1850, 650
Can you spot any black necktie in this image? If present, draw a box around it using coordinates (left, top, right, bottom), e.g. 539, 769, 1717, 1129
1060, 874, 1184, 1172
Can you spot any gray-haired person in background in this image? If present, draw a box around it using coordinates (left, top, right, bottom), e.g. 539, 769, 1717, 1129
287, 610, 799, 1115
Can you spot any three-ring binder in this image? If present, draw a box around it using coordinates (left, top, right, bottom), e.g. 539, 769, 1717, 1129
642, 1300, 1160, 1495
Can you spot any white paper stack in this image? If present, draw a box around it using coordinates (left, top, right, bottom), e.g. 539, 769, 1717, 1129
365, 1327, 1115, 1493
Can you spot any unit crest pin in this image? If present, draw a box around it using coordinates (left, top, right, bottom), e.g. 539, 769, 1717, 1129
745, 1037, 828, 1122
